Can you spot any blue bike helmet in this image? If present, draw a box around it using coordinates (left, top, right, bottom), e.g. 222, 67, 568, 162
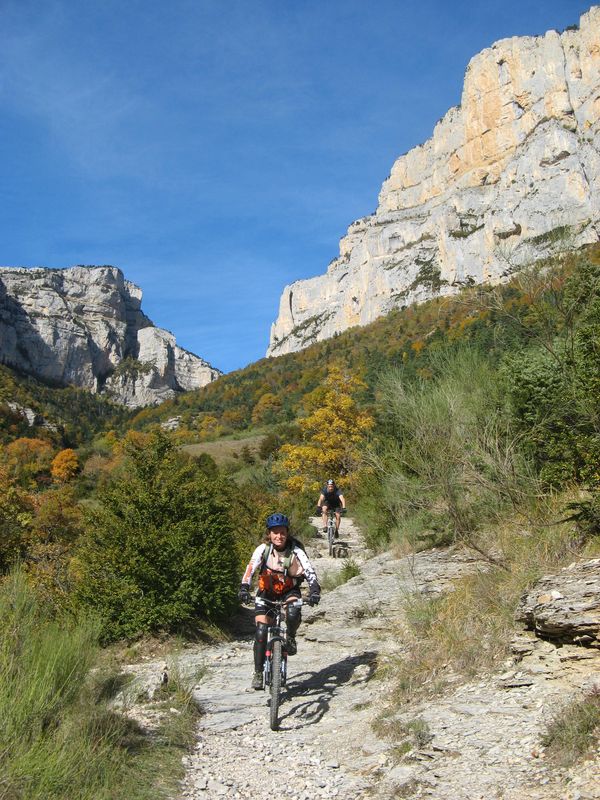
266, 512, 289, 529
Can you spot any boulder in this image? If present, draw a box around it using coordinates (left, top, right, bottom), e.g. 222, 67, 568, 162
516, 558, 600, 646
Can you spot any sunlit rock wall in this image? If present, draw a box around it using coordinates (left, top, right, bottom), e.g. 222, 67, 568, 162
268, 7, 600, 356
0, 265, 220, 407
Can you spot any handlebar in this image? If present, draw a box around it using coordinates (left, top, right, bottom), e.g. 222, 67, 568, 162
259, 596, 303, 608
241, 594, 303, 608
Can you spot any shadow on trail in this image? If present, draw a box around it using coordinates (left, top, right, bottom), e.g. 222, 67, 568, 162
276, 650, 377, 731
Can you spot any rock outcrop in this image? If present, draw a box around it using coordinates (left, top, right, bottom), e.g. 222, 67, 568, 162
268, 6, 600, 356
0, 265, 220, 408
517, 558, 600, 646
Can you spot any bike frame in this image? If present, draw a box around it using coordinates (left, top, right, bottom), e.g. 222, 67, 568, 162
260, 596, 303, 730
326, 509, 337, 557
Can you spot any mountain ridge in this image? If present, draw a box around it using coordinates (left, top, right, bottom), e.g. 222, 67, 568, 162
268, 5, 600, 356
0, 264, 220, 408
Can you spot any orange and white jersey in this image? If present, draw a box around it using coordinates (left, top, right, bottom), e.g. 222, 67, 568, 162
241, 542, 320, 595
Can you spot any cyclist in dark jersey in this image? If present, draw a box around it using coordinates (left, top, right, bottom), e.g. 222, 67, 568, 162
317, 478, 346, 536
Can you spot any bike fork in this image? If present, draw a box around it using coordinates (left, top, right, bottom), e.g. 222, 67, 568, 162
264, 644, 287, 687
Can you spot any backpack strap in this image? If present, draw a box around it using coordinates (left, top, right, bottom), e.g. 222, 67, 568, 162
261, 542, 294, 575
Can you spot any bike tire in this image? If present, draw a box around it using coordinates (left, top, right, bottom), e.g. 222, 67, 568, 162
269, 639, 282, 731
328, 521, 335, 557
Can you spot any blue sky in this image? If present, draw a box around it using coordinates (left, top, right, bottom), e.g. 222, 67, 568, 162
0, 0, 592, 372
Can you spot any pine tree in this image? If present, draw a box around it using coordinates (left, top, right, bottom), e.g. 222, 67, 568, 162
74, 432, 238, 641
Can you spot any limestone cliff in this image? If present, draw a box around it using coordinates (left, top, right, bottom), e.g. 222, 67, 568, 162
268, 6, 600, 357
0, 265, 220, 408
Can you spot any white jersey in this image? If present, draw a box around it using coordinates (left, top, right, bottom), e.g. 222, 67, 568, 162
241, 542, 320, 595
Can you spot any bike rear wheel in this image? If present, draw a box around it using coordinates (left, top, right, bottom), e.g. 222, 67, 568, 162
269, 640, 282, 730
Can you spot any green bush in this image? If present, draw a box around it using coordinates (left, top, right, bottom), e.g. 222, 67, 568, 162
503, 259, 600, 485
75, 432, 238, 641
363, 348, 535, 552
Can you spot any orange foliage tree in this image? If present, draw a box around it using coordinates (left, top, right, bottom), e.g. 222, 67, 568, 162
4, 437, 54, 487
278, 366, 373, 496
50, 449, 80, 483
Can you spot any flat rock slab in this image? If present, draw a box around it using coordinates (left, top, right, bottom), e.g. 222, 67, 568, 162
517, 558, 600, 646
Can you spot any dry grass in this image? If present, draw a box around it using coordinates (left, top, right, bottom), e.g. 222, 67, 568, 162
372, 714, 432, 763
384, 493, 586, 703
542, 689, 600, 766
182, 435, 264, 465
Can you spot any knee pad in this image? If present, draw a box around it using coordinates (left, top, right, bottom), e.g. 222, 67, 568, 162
255, 622, 269, 643
287, 604, 302, 634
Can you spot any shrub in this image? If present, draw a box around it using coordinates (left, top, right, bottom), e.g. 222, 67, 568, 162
74, 432, 238, 641
320, 558, 361, 591
502, 258, 600, 486
364, 348, 536, 553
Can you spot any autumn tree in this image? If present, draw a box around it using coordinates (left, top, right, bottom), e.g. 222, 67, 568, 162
251, 392, 282, 426
278, 366, 373, 496
3, 437, 54, 487
51, 448, 80, 483
0, 465, 33, 572
27, 486, 84, 604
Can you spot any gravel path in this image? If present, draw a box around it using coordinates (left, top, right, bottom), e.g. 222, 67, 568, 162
127, 518, 600, 799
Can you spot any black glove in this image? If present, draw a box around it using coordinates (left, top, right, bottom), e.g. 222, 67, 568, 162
316, 506, 322, 515
309, 593, 321, 606
239, 583, 252, 604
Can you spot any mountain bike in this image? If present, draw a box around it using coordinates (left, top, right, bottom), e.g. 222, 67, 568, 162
325, 508, 346, 557
326, 509, 337, 557
261, 596, 303, 730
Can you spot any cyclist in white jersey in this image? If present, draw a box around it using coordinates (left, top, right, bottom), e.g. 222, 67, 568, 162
239, 513, 321, 689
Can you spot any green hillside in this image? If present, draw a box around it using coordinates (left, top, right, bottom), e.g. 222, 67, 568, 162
129, 245, 600, 442
0, 364, 130, 447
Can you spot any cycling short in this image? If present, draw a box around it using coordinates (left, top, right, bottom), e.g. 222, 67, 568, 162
254, 588, 301, 618
322, 502, 342, 511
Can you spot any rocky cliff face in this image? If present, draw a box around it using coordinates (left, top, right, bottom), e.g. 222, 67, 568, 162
0, 265, 220, 408
268, 6, 600, 356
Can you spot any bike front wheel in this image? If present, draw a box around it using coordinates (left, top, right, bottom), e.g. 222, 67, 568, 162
269, 639, 282, 731
328, 522, 335, 557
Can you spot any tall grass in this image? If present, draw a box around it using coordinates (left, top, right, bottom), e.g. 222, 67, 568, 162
0, 571, 196, 800
360, 348, 539, 556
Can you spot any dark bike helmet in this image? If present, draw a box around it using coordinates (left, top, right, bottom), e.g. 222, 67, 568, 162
266, 512, 289, 529
326, 478, 335, 486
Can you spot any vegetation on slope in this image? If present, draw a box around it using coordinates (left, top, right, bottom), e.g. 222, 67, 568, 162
0, 571, 197, 800
0, 364, 130, 447
359, 248, 600, 720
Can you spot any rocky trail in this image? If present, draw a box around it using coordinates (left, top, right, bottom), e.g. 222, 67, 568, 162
123, 519, 600, 799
